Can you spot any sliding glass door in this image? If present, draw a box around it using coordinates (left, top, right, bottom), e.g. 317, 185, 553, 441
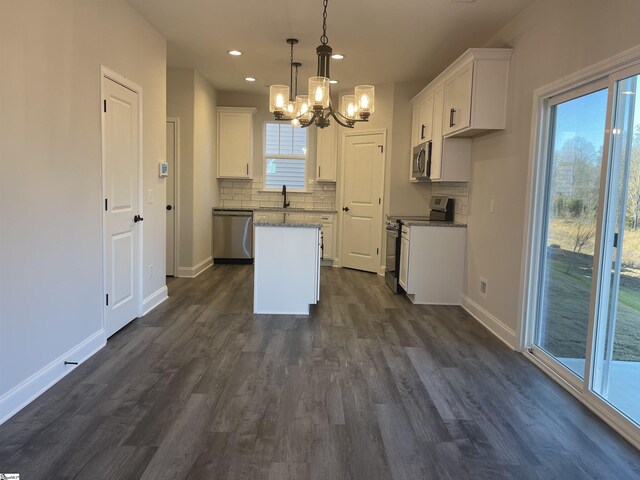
532, 65, 640, 435
535, 85, 608, 379
592, 71, 640, 426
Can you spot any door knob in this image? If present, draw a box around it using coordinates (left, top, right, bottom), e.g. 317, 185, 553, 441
342, 207, 350, 212
166, 205, 173, 211
134, 214, 144, 223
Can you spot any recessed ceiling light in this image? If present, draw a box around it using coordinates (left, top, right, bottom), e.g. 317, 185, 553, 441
331, 54, 344, 60
245, 77, 256, 82
228, 50, 242, 56
329, 80, 338, 84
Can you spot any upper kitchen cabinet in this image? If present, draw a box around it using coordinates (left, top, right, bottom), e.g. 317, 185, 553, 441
430, 84, 472, 182
217, 107, 256, 179
411, 91, 434, 147
441, 49, 513, 137
316, 122, 337, 182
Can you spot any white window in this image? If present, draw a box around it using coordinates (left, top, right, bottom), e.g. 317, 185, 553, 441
264, 122, 307, 191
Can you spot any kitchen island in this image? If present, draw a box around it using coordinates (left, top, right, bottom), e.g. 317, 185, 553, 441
253, 221, 322, 315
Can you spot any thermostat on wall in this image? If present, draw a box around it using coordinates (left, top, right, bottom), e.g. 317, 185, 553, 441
159, 162, 168, 177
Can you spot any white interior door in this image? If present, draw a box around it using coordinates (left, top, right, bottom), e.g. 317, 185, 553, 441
166, 120, 177, 276
341, 132, 385, 273
103, 76, 141, 338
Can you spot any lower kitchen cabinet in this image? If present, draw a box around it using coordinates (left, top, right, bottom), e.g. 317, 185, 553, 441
400, 225, 466, 305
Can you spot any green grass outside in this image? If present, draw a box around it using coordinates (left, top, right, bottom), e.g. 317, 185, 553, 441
540, 248, 640, 362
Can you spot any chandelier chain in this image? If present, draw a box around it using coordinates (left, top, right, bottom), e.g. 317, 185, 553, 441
289, 42, 294, 100
321, 0, 328, 45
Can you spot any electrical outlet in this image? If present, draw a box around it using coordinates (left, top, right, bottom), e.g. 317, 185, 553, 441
148, 264, 153, 279
479, 277, 488, 298
148, 189, 154, 204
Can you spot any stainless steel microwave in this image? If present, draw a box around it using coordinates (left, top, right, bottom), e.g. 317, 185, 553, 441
411, 141, 432, 180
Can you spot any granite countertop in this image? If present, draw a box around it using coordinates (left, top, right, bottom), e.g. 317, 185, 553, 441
403, 220, 467, 228
254, 221, 322, 228
213, 207, 337, 214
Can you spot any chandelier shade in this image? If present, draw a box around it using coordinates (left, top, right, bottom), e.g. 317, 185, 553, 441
341, 95, 358, 120
309, 77, 330, 109
355, 85, 375, 115
269, 85, 290, 115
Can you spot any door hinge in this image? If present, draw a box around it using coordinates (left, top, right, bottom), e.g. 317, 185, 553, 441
379, 198, 381, 205
103, 99, 107, 113
377, 247, 379, 255
106, 294, 109, 306
105, 198, 108, 211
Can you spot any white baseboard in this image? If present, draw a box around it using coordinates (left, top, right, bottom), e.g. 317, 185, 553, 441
142, 285, 168, 316
0, 329, 106, 426
177, 256, 212, 278
461, 294, 517, 350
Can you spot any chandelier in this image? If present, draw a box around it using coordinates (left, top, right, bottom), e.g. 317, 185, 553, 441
268, 0, 375, 129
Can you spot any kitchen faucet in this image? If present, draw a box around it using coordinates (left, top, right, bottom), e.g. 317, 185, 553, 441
282, 184, 290, 208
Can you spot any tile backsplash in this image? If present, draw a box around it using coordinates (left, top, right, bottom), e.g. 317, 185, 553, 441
218, 179, 468, 223
430, 182, 469, 224
219, 179, 336, 211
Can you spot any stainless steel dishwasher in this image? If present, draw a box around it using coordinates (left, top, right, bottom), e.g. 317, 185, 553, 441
212, 209, 253, 264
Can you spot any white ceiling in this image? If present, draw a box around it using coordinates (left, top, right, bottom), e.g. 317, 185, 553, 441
126, 0, 534, 94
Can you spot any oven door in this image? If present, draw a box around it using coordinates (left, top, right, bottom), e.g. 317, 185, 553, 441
385, 226, 400, 293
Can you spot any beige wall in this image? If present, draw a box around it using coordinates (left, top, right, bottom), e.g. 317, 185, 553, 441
167, 68, 218, 271
465, 0, 640, 345
0, 0, 166, 405
167, 68, 195, 268
193, 71, 218, 265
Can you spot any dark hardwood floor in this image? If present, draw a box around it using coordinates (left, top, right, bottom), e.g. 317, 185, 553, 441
1, 265, 639, 479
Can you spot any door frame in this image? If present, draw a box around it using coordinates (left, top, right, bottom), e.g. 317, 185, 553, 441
520, 47, 640, 451
337, 128, 387, 273
100, 65, 144, 330
166, 117, 181, 277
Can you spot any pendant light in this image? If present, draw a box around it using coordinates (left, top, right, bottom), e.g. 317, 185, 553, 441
268, 0, 375, 129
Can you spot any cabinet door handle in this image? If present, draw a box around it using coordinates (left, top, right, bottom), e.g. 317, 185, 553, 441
246, 163, 249, 175
449, 108, 456, 128
421, 124, 426, 140
318, 165, 321, 178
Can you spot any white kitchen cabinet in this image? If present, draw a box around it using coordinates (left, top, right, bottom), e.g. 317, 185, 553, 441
441, 49, 512, 138
321, 216, 334, 260
442, 62, 473, 136
307, 213, 336, 261
411, 92, 434, 146
423, 84, 472, 183
401, 225, 466, 305
410, 48, 511, 182
419, 92, 434, 143
316, 122, 337, 182
399, 232, 410, 290
217, 107, 256, 179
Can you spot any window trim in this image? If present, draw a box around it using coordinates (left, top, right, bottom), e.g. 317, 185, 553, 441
263, 121, 309, 192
